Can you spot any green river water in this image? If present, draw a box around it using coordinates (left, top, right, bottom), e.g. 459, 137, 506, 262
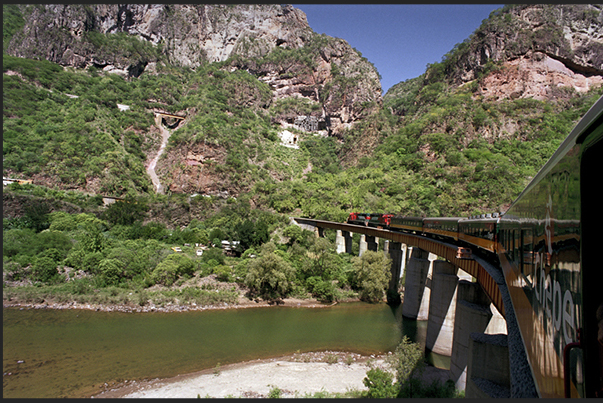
3, 302, 427, 398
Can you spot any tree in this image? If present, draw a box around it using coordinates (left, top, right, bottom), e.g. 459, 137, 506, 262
151, 253, 196, 286
236, 219, 255, 251
244, 242, 295, 300
352, 250, 391, 302
387, 335, 425, 387
101, 195, 148, 226
253, 219, 270, 246
307, 237, 341, 280
23, 199, 51, 232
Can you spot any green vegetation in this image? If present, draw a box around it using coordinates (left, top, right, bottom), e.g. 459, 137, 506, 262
3, 5, 25, 50
3, 190, 396, 307
362, 336, 464, 398
4, 4, 603, 312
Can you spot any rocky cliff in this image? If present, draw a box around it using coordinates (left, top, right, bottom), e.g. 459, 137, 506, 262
437, 4, 603, 101
6, 4, 381, 135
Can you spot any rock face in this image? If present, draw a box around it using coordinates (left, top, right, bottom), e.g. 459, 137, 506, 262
6, 4, 381, 135
7, 4, 310, 69
445, 4, 603, 100
478, 51, 603, 101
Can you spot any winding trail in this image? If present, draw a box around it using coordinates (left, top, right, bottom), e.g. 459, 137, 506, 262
147, 114, 171, 194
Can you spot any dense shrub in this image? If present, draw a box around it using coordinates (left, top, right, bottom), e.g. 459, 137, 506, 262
363, 368, 398, 398
201, 247, 226, 266
98, 258, 122, 286
3, 228, 35, 258
32, 256, 59, 283
151, 253, 196, 286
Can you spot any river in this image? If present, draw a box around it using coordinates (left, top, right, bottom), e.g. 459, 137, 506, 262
3, 302, 428, 398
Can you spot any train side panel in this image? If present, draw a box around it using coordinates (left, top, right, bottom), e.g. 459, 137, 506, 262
498, 95, 603, 398
390, 216, 423, 233
458, 217, 499, 253
423, 217, 461, 241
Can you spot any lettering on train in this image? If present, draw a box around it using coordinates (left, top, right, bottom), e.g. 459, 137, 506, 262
533, 251, 576, 347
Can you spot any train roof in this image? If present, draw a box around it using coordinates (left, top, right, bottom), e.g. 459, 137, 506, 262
502, 95, 603, 218
460, 213, 501, 222
423, 216, 465, 222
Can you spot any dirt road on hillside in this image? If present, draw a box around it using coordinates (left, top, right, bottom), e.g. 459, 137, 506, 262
147, 115, 171, 194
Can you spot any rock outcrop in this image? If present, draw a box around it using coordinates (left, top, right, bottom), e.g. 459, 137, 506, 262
6, 4, 381, 135
6, 4, 311, 69
444, 4, 603, 101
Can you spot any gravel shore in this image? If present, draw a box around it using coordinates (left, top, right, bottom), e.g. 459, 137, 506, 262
92, 351, 451, 399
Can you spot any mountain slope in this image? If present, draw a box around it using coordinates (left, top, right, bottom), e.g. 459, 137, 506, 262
3, 4, 603, 220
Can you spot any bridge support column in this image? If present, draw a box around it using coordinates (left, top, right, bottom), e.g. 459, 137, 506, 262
400, 244, 408, 280
386, 242, 404, 305
401, 248, 435, 320
366, 235, 378, 251
314, 226, 324, 238
466, 333, 510, 398
450, 280, 501, 392
358, 234, 367, 257
425, 260, 459, 358
335, 230, 345, 254
343, 231, 353, 254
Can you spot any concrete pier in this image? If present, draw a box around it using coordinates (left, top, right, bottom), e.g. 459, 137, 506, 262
425, 260, 459, 357
343, 231, 353, 254
358, 234, 367, 257
366, 235, 378, 252
314, 226, 324, 238
466, 333, 511, 398
400, 244, 408, 281
401, 248, 434, 320
449, 281, 497, 391
335, 230, 345, 254
386, 242, 405, 304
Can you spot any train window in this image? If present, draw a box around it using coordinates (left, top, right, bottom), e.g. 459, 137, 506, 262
521, 229, 534, 282
519, 230, 524, 274
511, 229, 517, 263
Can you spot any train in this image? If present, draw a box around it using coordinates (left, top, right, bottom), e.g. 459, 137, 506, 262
347, 212, 501, 256
346, 95, 603, 398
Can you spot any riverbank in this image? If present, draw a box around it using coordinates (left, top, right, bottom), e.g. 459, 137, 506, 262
2, 294, 340, 313
3, 272, 354, 313
92, 351, 451, 398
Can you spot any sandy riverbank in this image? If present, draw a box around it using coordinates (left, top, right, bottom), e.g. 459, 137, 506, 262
92, 351, 451, 398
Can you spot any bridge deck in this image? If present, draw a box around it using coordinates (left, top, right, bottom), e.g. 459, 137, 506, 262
293, 217, 505, 317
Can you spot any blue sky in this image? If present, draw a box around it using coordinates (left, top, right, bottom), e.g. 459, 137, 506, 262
292, 4, 504, 94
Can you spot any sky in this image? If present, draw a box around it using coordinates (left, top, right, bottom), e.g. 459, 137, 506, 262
292, 4, 505, 94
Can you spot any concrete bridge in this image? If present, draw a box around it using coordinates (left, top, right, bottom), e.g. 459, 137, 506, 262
293, 217, 538, 398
